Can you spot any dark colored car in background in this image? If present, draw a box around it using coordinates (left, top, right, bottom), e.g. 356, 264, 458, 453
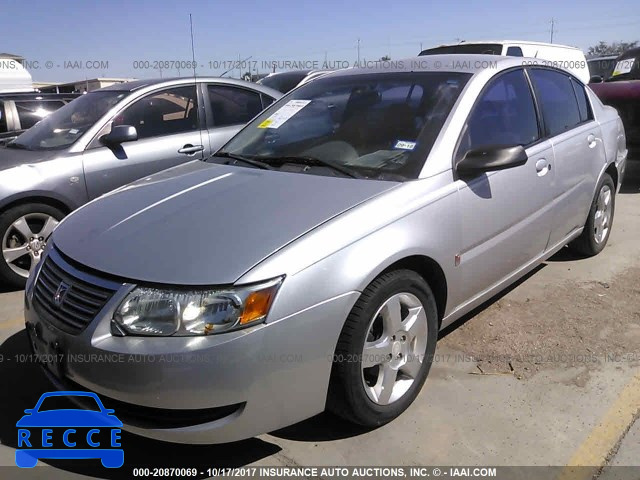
590, 48, 640, 159
0, 92, 79, 145
587, 55, 617, 83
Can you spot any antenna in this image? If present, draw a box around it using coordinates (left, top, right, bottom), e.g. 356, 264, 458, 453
189, 14, 204, 157
550, 18, 555, 43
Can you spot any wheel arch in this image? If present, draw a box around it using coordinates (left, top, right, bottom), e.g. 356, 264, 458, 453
369, 254, 448, 327
0, 194, 73, 217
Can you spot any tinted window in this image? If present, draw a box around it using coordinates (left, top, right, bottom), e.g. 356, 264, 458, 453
529, 69, 581, 136
588, 58, 616, 80
420, 44, 502, 56
208, 85, 263, 127
115, 86, 198, 140
506, 47, 523, 57
261, 94, 275, 109
0, 102, 7, 133
460, 69, 539, 156
15, 100, 66, 130
570, 78, 591, 123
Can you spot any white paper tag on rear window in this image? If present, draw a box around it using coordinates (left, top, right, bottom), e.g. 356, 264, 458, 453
394, 140, 416, 150
257, 100, 311, 129
612, 59, 633, 77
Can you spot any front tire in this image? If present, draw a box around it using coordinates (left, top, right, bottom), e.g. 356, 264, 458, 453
569, 173, 615, 257
0, 203, 64, 288
328, 270, 438, 427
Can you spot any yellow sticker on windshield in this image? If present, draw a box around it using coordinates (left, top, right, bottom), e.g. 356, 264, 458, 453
257, 119, 273, 129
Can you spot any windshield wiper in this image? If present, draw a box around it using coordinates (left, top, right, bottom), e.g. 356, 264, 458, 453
257, 155, 360, 179
214, 152, 273, 170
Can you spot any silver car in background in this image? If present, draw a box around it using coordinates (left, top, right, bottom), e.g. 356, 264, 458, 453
25, 55, 627, 443
0, 77, 280, 287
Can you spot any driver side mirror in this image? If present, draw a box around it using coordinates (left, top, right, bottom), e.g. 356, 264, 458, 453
456, 145, 528, 177
589, 75, 604, 84
100, 125, 138, 146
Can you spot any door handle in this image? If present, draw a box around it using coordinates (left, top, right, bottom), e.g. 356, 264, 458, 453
535, 158, 551, 176
587, 134, 597, 149
178, 144, 204, 155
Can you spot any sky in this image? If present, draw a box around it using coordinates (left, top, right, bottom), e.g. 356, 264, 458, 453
1, 0, 639, 83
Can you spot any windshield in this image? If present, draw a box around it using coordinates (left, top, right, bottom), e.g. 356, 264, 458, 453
11, 90, 127, 150
214, 72, 471, 180
420, 44, 503, 56
607, 50, 640, 81
588, 58, 617, 81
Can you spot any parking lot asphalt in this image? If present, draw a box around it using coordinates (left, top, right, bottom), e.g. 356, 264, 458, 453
0, 161, 639, 479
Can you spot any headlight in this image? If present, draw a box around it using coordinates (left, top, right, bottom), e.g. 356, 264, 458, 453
113, 277, 283, 336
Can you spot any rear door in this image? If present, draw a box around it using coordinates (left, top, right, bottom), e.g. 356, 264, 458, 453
82, 84, 209, 199
527, 68, 605, 247
203, 83, 274, 152
455, 68, 556, 301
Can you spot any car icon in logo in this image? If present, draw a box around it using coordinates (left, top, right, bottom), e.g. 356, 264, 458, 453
16, 391, 124, 468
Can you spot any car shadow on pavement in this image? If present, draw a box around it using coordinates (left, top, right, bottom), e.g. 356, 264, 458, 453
0, 330, 281, 479
438, 264, 546, 339
269, 411, 374, 442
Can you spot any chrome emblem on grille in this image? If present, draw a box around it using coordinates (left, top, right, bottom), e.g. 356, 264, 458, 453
53, 282, 70, 307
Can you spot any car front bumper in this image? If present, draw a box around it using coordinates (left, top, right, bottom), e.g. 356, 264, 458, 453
24, 249, 358, 444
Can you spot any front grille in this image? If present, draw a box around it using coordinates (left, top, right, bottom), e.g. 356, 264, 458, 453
33, 255, 117, 335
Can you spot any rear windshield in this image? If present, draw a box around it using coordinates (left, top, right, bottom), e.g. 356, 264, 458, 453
420, 44, 502, 56
608, 49, 640, 81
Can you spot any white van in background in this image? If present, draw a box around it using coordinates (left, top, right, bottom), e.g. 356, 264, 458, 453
419, 40, 590, 84
0, 58, 34, 93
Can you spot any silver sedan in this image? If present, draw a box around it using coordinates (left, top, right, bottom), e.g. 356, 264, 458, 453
25, 54, 627, 443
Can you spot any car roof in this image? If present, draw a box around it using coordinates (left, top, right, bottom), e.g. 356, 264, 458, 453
325, 54, 535, 77
428, 40, 581, 50
99, 76, 277, 92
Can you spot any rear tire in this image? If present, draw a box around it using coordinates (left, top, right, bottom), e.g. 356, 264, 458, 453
0, 203, 65, 288
569, 173, 615, 257
327, 270, 438, 427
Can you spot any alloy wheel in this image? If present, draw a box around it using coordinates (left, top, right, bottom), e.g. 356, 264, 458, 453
2, 213, 58, 278
361, 292, 428, 405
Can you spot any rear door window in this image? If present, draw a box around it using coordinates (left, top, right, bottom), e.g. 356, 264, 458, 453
207, 85, 264, 127
528, 69, 581, 136
570, 78, 592, 123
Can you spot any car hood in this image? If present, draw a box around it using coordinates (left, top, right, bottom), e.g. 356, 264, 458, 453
53, 161, 398, 285
0, 145, 59, 171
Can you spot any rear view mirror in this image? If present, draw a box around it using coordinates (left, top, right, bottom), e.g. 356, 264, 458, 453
589, 75, 604, 84
100, 125, 138, 146
456, 145, 528, 177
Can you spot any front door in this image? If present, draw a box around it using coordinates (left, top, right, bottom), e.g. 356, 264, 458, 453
454, 68, 556, 303
82, 85, 208, 199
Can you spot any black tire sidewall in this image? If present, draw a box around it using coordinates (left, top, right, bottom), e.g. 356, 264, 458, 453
0, 203, 65, 288
584, 174, 615, 255
330, 270, 438, 426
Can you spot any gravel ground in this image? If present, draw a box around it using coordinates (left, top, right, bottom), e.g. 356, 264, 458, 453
440, 263, 640, 384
